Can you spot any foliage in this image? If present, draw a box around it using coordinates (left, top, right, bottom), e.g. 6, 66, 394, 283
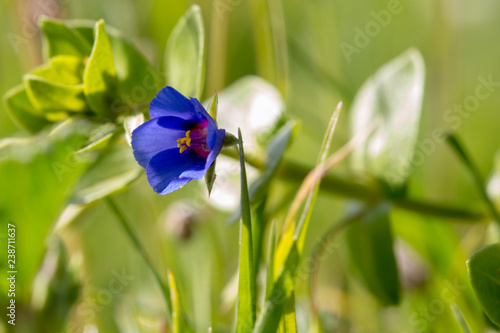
1, 2, 499, 333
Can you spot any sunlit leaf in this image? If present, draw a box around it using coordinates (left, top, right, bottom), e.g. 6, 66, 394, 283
31, 55, 85, 86
350, 48, 425, 187
164, 5, 205, 99
467, 243, 500, 325
345, 202, 401, 305
83, 20, 118, 118
24, 74, 88, 113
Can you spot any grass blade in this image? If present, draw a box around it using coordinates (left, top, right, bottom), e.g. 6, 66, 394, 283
167, 269, 183, 333
451, 304, 472, 333
235, 128, 257, 332
447, 133, 500, 225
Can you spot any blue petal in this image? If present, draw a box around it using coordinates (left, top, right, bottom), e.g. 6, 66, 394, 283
159, 177, 192, 195
132, 117, 190, 168
180, 129, 225, 179
149, 86, 195, 120
190, 97, 217, 128
146, 148, 205, 194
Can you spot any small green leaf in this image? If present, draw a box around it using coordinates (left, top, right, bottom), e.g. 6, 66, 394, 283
3, 85, 50, 133
70, 144, 142, 204
235, 128, 257, 332
345, 202, 401, 305
165, 5, 205, 99
467, 243, 500, 325
24, 74, 88, 113
350, 48, 425, 187
83, 20, 118, 118
39, 18, 93, 59
31, 56, 85, 86
208, 91, 218, 120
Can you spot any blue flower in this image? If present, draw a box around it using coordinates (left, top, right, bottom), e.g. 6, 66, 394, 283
132, 86, 225, 195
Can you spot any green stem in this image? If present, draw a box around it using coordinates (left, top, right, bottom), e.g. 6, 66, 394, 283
105, 197, 173, 322
221, 149, 486, 222
446, 134, 500, 225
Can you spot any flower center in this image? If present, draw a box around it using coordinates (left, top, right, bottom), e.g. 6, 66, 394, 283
176, 127, 210, 158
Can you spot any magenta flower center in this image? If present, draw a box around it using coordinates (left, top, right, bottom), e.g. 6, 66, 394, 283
176, 121, 210, 158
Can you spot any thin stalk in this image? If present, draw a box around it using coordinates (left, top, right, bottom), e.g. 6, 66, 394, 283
105, 197, 172, 322
220, 151, 485, 222
446, 134, 500, 225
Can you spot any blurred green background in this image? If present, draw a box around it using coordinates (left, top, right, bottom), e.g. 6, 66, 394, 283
1, 0, 500, 332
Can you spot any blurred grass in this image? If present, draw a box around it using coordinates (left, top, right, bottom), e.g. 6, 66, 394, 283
1, 0, 500, 332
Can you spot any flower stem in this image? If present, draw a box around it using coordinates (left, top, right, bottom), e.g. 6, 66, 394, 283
105, 197, 173, 322
220, 149, 485, 222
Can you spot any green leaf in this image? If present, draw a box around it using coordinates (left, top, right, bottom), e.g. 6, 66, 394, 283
451, 304, 473, 333
31, 237, 80, 331
24, 74, 88, 113
280, 293, 298, 333
70, 144, 142, 204
349, 48, 425, 187
31, 55, 85, 86
256, 104, 342, 331
167, 269, 185, 333
39, 17, 93, 59
83, 20, 118, 118
3, 85, 50, 133
467, 243, 500, 325
235, 128, 257, 332
76, 122, 118, 153
345, 202, 401, 305
0, 121, 90, 302
43, 19, 160, 106
165, 5, 205, 99
227, 121, 298, 224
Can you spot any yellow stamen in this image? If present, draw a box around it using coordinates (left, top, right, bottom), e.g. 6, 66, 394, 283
177, 131, 192, 153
